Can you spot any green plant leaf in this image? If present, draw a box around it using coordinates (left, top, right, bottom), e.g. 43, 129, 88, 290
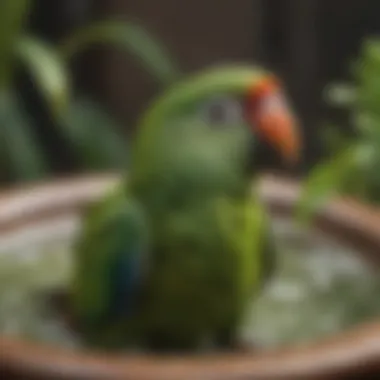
320, 123, 352, 154
15, 36, 71, 118
60, 20, 180, 85
317, 37, 380, 207
0, 92, 49, 181
296, 144, 374, 226
324, 82, 357, 108
0, 0, 31, 86
60, 97, 128, 170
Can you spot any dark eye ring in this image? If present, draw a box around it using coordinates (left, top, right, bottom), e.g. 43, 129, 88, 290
200, 95, 243, 125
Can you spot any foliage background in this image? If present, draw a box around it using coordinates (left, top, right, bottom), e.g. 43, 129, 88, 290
5, 0, 380, 190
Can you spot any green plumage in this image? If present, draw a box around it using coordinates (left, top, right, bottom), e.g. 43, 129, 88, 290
70, 65, 278, 351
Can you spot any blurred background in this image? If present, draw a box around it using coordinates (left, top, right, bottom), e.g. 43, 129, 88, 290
3, 0, 380, 186
4, 3, 380, 378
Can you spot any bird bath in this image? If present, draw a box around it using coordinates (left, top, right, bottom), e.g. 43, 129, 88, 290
1, 174, 380, 379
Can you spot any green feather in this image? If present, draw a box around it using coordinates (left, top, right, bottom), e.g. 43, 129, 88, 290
130, 64, 270, 181
72, 64, 281, 350
71, 187, 148, 331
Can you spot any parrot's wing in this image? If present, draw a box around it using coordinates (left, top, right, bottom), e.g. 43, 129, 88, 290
71, 187, 149, 328
216, 194, 277, 295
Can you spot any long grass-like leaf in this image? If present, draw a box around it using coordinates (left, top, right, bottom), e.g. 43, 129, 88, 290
296, 144, 374, 225
0, 0, 31, 86
15, 36, 71, 118
60, 20, 180, 85
61, 97, 128, 170
0, 93, 49, 181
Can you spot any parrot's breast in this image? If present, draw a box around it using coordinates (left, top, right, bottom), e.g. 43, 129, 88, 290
139, 199, 247, 347
126, 122, 257, 348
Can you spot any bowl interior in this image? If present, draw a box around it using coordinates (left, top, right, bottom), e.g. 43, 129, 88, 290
0, 177, 380, 353
2, 175, 380, 380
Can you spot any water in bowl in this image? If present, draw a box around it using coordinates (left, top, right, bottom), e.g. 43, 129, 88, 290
0, 213, 379, 352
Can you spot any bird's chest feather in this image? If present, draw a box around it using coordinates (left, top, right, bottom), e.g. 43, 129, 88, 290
144, 199, 246, 324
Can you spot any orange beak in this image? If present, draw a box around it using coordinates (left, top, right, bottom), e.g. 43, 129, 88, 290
248, 77, 301, 165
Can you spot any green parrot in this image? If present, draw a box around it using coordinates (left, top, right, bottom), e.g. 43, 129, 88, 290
70, 65, 300, 352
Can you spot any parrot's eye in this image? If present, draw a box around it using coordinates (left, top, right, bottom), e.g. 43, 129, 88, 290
200, 95, 243, 126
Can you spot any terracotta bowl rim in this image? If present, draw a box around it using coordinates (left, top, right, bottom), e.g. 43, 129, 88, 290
1, 173, 380, 380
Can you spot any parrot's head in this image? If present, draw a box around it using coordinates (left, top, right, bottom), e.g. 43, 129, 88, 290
193, 71, 301, 173
133, 65, 302, 187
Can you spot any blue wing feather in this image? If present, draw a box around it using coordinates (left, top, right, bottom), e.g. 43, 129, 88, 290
72, 190, 149, 328
109, 248, 143, 318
